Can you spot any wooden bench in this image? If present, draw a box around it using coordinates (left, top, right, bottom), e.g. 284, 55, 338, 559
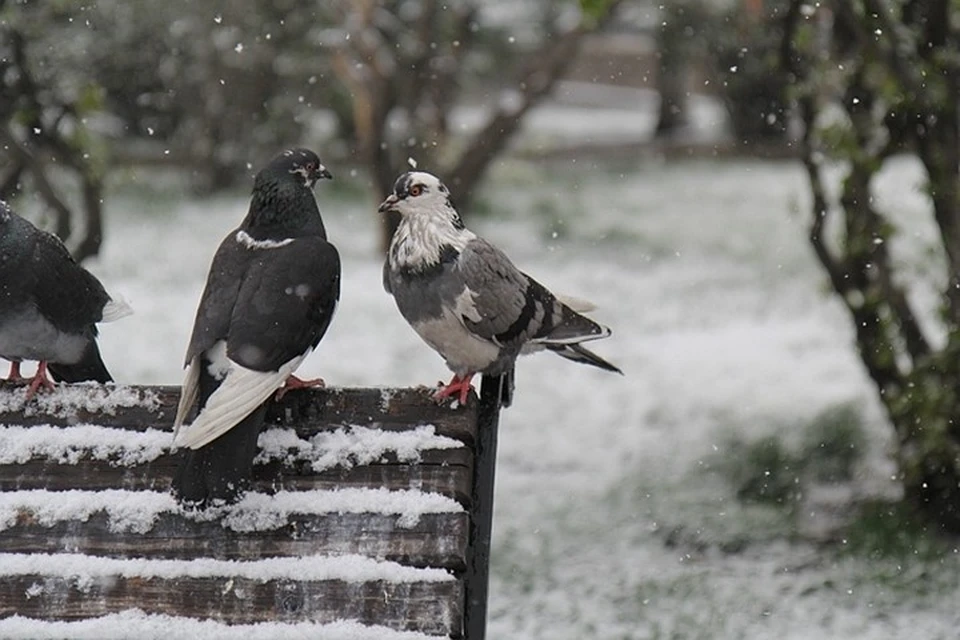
0, 375, 507, 639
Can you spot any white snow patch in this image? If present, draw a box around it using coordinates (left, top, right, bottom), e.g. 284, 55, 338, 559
0, 552, 452, 583
255, 425, 463, 472
379, 388, 397, 410
220, 488, 462, 531
0, 424, 170, 466
0, 488, 462, 533
0, 613, 443, 640
0, 489, 173, 533
0, 383, 159, 419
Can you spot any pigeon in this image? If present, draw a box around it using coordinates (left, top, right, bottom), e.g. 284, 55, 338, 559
379, 171, 621, 405
172, 148, 340, 507
0, 200, 131, 399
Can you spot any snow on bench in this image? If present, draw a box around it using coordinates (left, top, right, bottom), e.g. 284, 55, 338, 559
0, 378, 508, 639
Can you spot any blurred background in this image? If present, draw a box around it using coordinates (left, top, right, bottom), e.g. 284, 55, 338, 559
5, 0, 960, 638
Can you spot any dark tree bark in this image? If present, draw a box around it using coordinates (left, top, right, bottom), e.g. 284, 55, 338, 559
330, 0, 624, 252
1, 23, 106, 263
784, 0, 960, 530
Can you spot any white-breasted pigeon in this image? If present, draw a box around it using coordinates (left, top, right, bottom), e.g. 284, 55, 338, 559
379, 171, 621, 406
0, 200, 131, 399
172, 149, 341, 507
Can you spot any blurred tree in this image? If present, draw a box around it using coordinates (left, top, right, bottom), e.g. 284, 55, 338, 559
76, 0, 329, 192
327, 0, 624, 250
784, 0, 960, 530
4, 0, 625, 253
0, 14, 108, 262
654, 1, 703, 138
708, 0, 791, 145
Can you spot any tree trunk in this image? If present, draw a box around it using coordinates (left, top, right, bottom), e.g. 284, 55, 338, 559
784, 0, 960, 531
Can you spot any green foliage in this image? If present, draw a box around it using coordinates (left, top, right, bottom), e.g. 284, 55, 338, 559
722, 435, 804, 507
578, 0, 618, 24
717, 404, 869, 509
840, 500, 947, 561
704, 0, 793, 143
802, 404, 868, 483
76, 83, 105, 114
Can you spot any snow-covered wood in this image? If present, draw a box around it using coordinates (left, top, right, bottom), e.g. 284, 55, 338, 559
0, 382, 498, 639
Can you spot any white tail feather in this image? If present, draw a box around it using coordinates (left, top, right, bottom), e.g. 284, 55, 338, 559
101, 295, 134, 322
172, 356, 201, 442
530, 323, 612, 347
556, 294, 597, 313
173, 353, 307, 450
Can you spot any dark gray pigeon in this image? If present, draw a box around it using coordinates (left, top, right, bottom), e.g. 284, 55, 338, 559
379, 171, 621, 405
172, 148, 340, 508
0, 200, 131, 399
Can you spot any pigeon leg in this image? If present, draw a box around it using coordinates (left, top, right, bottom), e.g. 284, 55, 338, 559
5, 361, 23, 382
24, 361, 56, 401
433, 372, 475, 405
275, 374, 326, 400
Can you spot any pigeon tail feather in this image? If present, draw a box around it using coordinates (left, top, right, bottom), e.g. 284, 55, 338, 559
547, 342, 623, 374
47, 341, 112, 383
174, 353, 307, 450
101, 296, 134, 323
535, 307, 612, 346
172, 403, 268, 507
555, 294, 597, 314
173, 355, 201, 441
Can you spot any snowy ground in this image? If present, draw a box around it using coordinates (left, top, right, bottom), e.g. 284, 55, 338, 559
12, 154, 960, 638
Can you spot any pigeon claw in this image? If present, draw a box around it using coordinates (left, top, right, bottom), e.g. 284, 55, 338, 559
275, 374, 326, 400
433, 373, 475, 406
4, 361, 23, 383
24, 361, 55, 402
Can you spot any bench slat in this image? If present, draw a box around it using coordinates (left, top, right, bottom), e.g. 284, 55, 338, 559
0, 385, 478, 445
0, 512, 468, 569
0, 574, 462, 636
0, 457, 473, 505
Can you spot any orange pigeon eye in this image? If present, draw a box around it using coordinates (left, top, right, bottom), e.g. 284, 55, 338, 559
409, 184, 423, 197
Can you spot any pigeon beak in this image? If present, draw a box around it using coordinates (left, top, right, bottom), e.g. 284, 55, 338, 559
315, 165, 333, 181
378, 194, 400, 214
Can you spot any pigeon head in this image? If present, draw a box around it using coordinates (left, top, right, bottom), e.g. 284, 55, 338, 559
378, 171, 463, 228
255, 148, 332, 191
246, 148, 332, 235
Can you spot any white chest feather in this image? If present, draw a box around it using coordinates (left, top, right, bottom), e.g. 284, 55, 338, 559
0, 306, 88, 363
412, 309, 500, 375
236, 230, 293, 250
389, 212, 475, 270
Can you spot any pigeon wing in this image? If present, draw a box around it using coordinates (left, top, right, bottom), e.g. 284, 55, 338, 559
456, 238, 610, 347
452, 239, 532, 346
175, 237, 341, 449
27, 221, 112, 333
175, 232, 250, 432
183, 231, 249, 366
227, 237, 341, 371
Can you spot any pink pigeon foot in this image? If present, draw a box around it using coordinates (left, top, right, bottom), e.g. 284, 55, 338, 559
5, 361, 23, 382
25, 361, 55, 401
275, 374, 326, 400
432, 372, 475, 406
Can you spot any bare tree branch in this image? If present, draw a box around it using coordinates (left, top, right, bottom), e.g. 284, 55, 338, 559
0, 126, 74, 241
448, 1, 624, 204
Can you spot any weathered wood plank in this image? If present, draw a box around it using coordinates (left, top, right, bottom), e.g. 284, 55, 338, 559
0, 575, 463, 636
0, 512, 470, 569
0, 455, 473, 505
0, 384, 478, 444
267, 387, 478, 445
